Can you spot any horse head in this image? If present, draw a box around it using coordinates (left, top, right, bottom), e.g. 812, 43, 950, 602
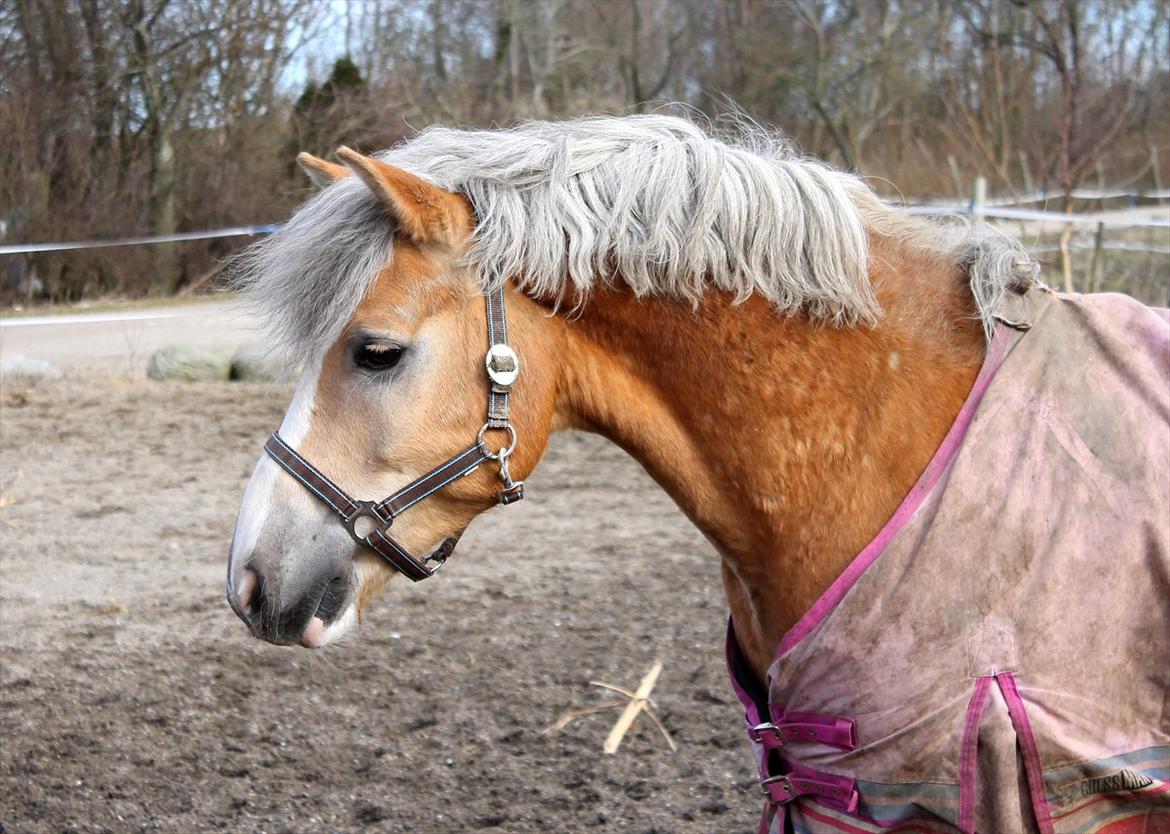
227, 148, 562, 647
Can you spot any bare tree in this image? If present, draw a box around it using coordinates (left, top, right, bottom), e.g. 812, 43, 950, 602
1, 0, 1166, 303
1017, 0, 1166, 289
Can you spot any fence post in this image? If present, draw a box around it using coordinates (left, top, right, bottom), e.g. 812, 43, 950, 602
1089, 221, 1106, 293
1059, 222, 1076, 294
1096, 161, 1108, 212
970, 176, 987, 219
1151, 145, 1164, 201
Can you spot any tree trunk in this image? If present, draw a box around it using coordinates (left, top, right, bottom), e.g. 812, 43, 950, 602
149, 125, 179, 294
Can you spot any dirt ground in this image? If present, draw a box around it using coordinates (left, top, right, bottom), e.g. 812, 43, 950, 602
0, 377, 759, 834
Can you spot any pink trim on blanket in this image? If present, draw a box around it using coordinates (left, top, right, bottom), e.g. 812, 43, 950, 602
799, 804, 946, 834
998, 673, 1055, 834
958, 676, 993, 833
772, 323, 1016, 661
798, 805, 876, 834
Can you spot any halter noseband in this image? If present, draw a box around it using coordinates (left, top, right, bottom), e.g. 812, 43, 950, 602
262, 284, 524, 582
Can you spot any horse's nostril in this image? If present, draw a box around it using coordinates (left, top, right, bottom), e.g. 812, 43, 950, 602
316, 574, 348, 625
235, 568, 258, 613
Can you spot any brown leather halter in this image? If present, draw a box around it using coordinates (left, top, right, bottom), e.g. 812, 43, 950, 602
263, 284, 524, 582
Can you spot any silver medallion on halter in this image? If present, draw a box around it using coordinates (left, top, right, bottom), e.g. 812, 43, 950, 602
485, 343, 520, 392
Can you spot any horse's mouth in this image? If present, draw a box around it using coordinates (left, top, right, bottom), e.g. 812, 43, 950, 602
298, 532, 466, 649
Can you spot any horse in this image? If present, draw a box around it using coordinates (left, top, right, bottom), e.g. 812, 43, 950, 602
225, 115, 1170, 834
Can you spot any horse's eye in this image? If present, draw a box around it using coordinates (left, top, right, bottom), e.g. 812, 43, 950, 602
353, 341, 403, 372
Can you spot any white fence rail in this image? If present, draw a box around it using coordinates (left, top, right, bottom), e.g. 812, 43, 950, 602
1029, 241, 1170, 256
0, 202, 1165, 256
899, 202, 1169, 228
0, 224, 278, 255
984, 187, 1170, 206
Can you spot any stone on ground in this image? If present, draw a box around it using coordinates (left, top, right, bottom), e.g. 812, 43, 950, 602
0, 355, 63, 385
229, 343, 291, 382
146, 345, 231, 382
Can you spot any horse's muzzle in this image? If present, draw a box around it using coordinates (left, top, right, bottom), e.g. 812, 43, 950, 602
227, 563, 349, 647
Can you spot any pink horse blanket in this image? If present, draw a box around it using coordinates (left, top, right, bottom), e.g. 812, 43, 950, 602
729, 289, 1170, 834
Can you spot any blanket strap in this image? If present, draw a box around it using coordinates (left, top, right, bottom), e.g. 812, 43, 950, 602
749, 708, 857, 751
755, 705, 860, 815
761, 762, 859, 812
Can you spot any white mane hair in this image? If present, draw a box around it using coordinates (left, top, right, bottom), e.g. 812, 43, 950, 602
232, 113, 1037, 357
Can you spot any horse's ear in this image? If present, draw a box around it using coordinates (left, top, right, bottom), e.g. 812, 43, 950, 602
296, 152, 348, 188
335, 146, 473, 247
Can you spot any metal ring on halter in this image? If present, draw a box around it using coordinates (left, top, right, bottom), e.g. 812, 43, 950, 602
477, 422, 518, 460
342, 500, 391, 544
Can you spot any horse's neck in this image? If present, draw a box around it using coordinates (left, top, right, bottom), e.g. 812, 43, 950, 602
553, 234, 986, 680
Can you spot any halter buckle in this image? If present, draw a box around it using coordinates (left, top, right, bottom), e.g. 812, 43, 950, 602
485, 344, 520, 392
342, 501, 391, 543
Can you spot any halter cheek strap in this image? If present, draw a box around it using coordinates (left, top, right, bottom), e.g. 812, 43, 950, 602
262, 283, 524, 582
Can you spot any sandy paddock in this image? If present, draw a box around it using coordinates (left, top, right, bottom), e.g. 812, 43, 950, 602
0, 378, 757, 833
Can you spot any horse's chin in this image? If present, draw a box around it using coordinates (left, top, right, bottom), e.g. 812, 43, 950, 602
347, 532, 466, 637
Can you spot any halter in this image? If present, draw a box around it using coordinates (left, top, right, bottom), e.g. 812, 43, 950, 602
263, 284, 524, 582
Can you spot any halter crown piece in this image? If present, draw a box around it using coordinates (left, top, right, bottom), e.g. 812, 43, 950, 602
263, 284, 524, 581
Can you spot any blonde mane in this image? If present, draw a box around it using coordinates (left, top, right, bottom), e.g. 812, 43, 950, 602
233, 114, 1035, 357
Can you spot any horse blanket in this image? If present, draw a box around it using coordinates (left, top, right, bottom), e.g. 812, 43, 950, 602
728, 288, 1170, 834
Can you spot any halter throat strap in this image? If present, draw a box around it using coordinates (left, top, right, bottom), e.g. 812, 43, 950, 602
262, 283, 524, 582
